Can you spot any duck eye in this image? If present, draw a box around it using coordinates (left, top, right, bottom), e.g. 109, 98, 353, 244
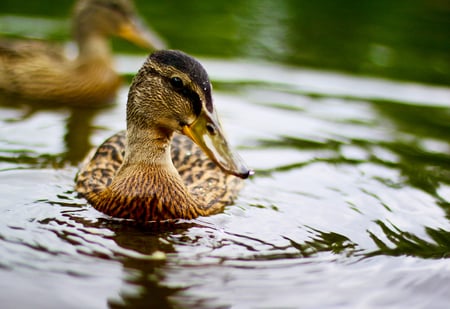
170, 77, 184, 89
105, 1, 122, 12
206, 123, 217, 135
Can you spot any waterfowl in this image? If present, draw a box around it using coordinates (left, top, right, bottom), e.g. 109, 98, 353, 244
0, 0, 165, 105
76, 50, 252, 222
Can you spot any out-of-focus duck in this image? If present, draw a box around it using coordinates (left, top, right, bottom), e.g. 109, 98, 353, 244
0, 0, 165, 105
76, 50, 252, 222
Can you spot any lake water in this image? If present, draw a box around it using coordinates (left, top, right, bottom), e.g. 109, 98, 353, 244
1, 1, 449, 308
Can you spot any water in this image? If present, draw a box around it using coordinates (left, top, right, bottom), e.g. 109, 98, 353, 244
1, 1, 450, 308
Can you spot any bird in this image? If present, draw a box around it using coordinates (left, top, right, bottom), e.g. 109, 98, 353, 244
0, 0, 165, 105
75, 50, 252, 222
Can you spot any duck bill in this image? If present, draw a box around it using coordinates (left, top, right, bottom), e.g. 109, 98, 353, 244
182, 112, 252, 179
117, 19, 166, 50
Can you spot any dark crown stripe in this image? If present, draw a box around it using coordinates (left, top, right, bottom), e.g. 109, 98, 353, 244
149, 50, 214, 113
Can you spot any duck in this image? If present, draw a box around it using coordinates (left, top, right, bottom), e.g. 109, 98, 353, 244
76, 50, 252, 222
0, 0, 165, 105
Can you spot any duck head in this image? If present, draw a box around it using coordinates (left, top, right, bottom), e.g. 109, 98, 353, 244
127, 50, 252, 179
73, 0, 166, 50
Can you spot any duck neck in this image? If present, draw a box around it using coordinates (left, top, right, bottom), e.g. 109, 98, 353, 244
121, 125, 176, 172
76, 34, 113, 65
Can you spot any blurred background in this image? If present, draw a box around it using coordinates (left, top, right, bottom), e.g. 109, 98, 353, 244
0, 0, 448, 85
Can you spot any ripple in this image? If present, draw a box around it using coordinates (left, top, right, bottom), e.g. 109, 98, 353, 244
0, 55, 449, 308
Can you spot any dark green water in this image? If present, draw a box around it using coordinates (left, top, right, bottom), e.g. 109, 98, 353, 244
1, 0, 449, 85
0, 1, 449, 308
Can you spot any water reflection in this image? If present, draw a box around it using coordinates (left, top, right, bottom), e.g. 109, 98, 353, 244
72, 218, 181, 308
284, 229, 358, 257
368, 220, 450, 259
0, 94, 107, 168
372, 102, 450, 209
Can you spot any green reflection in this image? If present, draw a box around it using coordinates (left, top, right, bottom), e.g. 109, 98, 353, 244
373, 102, 450, 215
284, 229, 358, 258
368, 220, 450, 259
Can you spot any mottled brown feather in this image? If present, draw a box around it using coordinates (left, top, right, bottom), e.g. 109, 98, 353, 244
76, 131, 242, 221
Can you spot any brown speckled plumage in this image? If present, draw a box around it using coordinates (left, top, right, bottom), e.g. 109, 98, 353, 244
76, 50, 251, 222
76, 131, 242, 221
0, 0, 164, 105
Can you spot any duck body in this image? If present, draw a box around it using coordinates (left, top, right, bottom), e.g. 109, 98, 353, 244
77, 131, 242, 221
76, 50, 251, 222
0, 0, 165, 105
0, 39, 121, 104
